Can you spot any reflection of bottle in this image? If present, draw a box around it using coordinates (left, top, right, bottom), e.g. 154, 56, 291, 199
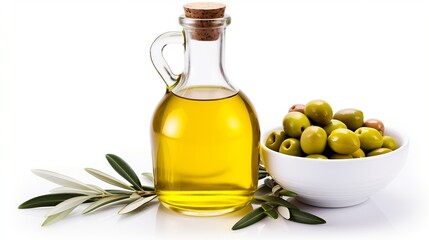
155, 204, 254, 239
150, 3, 260, 216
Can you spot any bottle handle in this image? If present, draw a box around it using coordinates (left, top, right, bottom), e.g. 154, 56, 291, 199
150, 31, 184, 91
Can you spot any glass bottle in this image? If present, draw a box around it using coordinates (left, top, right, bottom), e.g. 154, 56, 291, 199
150, 3, 260, 216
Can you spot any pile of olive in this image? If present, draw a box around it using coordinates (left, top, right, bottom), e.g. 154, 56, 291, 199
265, 99, 399, 159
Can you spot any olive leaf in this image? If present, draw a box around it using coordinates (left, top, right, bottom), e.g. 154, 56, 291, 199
258, 171, 269, 179
18, 193, 87, 209
277, 206, 290, 219
254, 195, 298, 210
233, 172, 325, 230
264, 178, 276, 189
271, 185, 282, 195
289, 209, 326, 224
141, 172, 154, 183
19, 155, 325, 230
18, 154, 158, 226
232, 207, 267, 230
261, 203, 278, 219
82, 195, 129, 214
141, 185, 155, 191
118, 195, 157, 214
106, 154, 143, 191
278, 189, 298, 197
42, 207, 75, 226
129, 192, 141, 199
50, 187, 100, 196
45, 195, 95, 217
105, 189, 134, 195
85, 168, 135, 191
87, 184, 109, 194
32, 169, 103, 194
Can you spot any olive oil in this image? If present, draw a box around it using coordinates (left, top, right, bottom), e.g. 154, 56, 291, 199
151, 87, 259, 215
150, 3, 260, 215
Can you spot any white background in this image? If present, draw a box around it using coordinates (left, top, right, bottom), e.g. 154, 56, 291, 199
1, 0, 428, 239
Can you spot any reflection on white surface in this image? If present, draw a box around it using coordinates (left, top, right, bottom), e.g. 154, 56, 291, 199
152, 196, 404, 240
7, 155, 427, 240
155, 203, 256, 239
283, 198, 394, 237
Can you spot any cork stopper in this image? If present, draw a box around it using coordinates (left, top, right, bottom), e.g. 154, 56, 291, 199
183, 2, 226, 41
184, 2, 226, 19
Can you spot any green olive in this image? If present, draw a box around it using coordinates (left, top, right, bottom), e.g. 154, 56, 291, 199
333, 108, 364, 131
304, 99, 333, 126
328, 128, 360, 154
282, 112, 311, 138
330, 153, 353, 159
279, 138, 303, 156
300, 126, 327, 154
367, 148, 392, 156
323, 119, 347, 136
382, 136, 398, 150
355, 127, 383, 151
306, 154, 328, 159
363, 119, 385, 135
288, 104, 306, 114
351, 148, 365, 158
265, 130, 287, 152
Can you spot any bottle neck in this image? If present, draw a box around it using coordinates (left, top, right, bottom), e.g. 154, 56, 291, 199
184, 29, 225, 83
173, 26, 237, 99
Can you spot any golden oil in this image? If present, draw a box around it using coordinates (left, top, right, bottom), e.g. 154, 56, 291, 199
151, 86, 260, 216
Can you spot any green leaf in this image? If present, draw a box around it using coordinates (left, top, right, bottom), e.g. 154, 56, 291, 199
85, 168, 135, 191
45, 195, 95, 217
261, 203, 278, 219
118, 195, 157, 214
254, 195, 298, 210
50, 187, 99, 195
129, 193, 141, 199
42, 207, 75, 226
106, 154, 143, 190
31, 169, 103, 194
18, 193, 86, 209
87, 184, 108, 194
41, 195, 97, 226
82, 195, 129, 214
232, 207, 267, 230
105, 189, 134, 195
141, 172, 154, 183
289, 209, 326, 224
258, 172, 269, 179
141, 185, 155, 191
264, 178, 276, 189
278, 189, 298, 197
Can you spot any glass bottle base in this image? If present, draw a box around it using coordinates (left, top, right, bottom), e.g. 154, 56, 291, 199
157, 190, 253, 216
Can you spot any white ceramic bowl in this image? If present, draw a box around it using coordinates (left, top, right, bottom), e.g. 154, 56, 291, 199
260, 127, 409, 208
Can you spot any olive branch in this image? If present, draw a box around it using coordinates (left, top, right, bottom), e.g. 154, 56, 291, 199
19, 154, 325, 229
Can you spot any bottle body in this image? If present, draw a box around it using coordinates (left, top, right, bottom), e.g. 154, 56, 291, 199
151, 86, 259, 215
150, 10, 260, 215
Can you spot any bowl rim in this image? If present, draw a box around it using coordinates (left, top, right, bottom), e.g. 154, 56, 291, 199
261, 126, 409, 163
